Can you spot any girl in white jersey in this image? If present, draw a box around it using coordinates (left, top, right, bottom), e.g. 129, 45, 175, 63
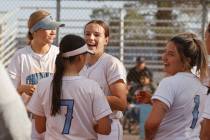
7, 10, 64, 140
27, 34, 112, 140
80, 20, 128, 140
200, 23, 210, 140
137, 32, 208, 140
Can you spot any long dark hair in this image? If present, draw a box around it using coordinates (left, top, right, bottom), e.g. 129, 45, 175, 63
51, 34, 86, 116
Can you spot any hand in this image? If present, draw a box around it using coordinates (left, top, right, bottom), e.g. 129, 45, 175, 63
135, 90, 152, 104
93, 124, 98, 133
17, 84, 36, 96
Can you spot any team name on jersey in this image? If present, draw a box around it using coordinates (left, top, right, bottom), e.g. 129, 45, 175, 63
26, 72, 52, 85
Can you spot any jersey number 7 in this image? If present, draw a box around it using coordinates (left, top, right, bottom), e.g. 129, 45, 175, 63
59, 99, 74, 134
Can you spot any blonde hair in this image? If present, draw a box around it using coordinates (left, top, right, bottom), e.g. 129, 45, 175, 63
170, 32, 208, 81
27, 10, 50, 44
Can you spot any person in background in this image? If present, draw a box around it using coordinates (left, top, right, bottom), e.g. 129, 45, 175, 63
127, 56, 153, 86
27, 34, 112, 140
80, 20, 128, 140
0, 62, 31, 140
127, 56, 154, 104
137, 32, 208, 140
7, 9, 64, 140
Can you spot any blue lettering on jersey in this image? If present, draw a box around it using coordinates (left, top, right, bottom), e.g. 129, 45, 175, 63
190, 95, 200, 129
26, 72, 52, 85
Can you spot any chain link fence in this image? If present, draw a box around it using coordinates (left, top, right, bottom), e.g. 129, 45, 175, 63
1, 0, 210, 83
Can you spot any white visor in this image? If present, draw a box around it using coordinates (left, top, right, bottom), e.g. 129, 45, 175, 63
62, 44, 94, 58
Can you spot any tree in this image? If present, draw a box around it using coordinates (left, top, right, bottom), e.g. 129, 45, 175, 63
89, 0, 204, 72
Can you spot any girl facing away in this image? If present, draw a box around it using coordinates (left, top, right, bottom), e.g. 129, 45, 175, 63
27, 34, 112, 140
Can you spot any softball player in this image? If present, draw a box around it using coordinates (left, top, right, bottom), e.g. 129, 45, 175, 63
201, 93, 210, 140
199, 23, 210, 140
7, 10, 64, 140
27, 34, 112, 140
144, 32, 208, 140
80, 20, 128, 140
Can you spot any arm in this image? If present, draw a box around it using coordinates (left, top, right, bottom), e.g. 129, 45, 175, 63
200, 118, 210, 140
34, 114, 46, 134
107, 79, 128, 111
94, 116, 111, 135
144, 99, 168, 140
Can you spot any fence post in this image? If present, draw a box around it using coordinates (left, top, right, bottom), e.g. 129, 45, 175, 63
56, 0, 61, 46
0, 26, 2, 61
120, 8, 126, 62
201, 0, 207, 39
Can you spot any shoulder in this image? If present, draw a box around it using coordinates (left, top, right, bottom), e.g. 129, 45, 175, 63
14, 47, 29, 55
159, 73, 202, 89
80, 76, 103, 92
161, 73, 188, 83
48, 45, 59, 56
37, 76, 53, 94
159, 76, 173, 83
50, 45, 59, 52
103, 53, 122, 63
158, 76, 177, 88
102, 53, 125, 68
10, 47, 31, 62
38, 76, 53, 84
80, 76, 99, 86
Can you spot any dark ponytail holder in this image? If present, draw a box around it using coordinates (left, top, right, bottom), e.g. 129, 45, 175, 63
206, 86, 210, 95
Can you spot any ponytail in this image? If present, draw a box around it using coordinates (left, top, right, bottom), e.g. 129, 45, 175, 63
51, 53, 65, 116
193, 38, 208, 81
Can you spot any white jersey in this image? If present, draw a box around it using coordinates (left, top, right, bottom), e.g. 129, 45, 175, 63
7, 45, 59, 103
152, 72, 207, 140
202, 56, 210, 119
8, 45, 59, 88
203, 94, 210, 119
7, 45, 59, 140
0, 62, 31, 140
27, 76, 112, 140
80, 53, 127, 119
